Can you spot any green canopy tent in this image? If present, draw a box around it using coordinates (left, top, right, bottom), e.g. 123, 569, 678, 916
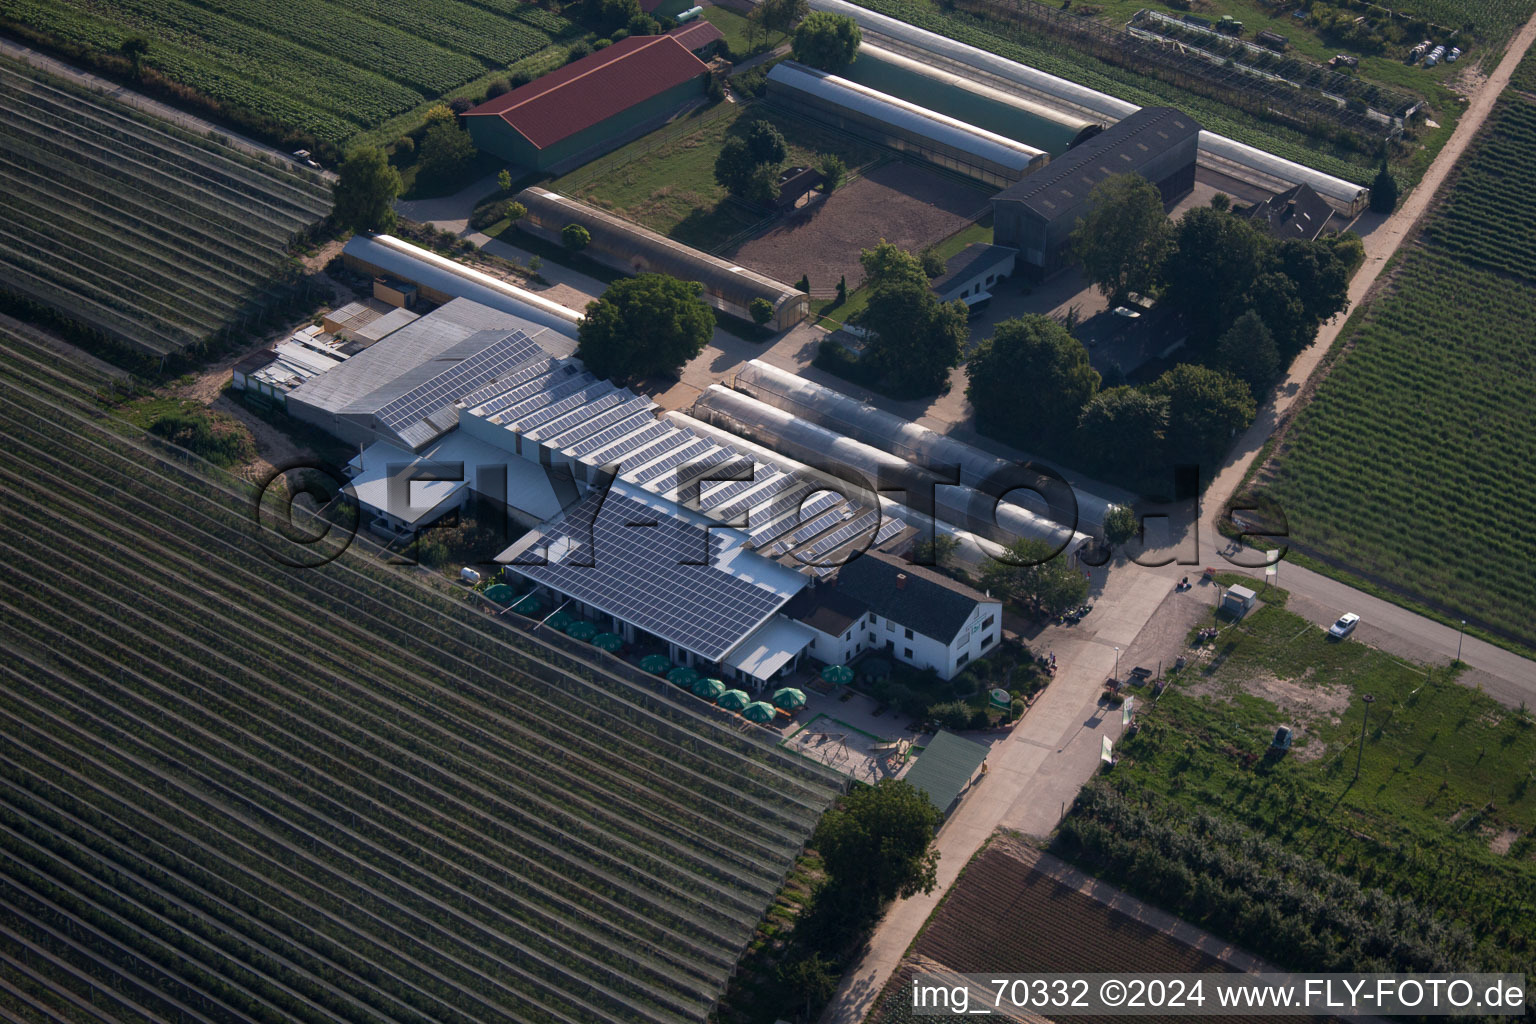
771, 687, 807, 711
692, 677, 727, 701
821, 664, 854, 685
716, 689, 751, 711
640, 654, 672, 675
591, 632, 624, 653
510, 593, 544, 616
742, 701, 778, 724
565, 620, 597, 641
667, 665, 700, 688
545, 610, 575, 632
483, 583, 516, 604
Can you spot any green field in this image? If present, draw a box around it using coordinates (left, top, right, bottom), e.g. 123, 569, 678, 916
0, 0, 579, 144
1059, 591, 1535, 974
0, 323, 845, 1023
1256, 93, 1536, 653
551, 101, 883, 251
0, 58, 331, 357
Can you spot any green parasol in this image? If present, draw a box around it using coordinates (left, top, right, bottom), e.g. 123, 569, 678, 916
483, 583, 516, 604
545, 610, 575, 632
692, 677, 726, 701
591, 632, 624, 653
667, 665, 700, 688
716, 689, 751, 711
510, 593, 544, 616
639, 654, 672, 674
564, 620, 597, 641
771, 687, 806, 711
742, 701, 778, 724
821, 664, 854, 685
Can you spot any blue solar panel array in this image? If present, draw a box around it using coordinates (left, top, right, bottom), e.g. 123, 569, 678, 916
457, 356, 560, 410
375, 331, 542, 432
510, 489, 788, 660
800, 509, 882, 563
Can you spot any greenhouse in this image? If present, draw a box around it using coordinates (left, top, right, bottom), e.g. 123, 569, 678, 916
765, 61, 1048, 189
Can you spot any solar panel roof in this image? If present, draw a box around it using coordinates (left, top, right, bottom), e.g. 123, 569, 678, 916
374, 331, 542, 433
505, 484, 803, 661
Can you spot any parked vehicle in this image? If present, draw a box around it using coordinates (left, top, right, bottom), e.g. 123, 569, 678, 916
1328, 612, 1361, 639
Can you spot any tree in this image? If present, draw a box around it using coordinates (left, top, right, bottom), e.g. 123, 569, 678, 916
919, 246, 946, 279
713, 135, 782, 204
967, 316, 1100, 450
505, 200, 527, 223
577, 274, 714, 380
1103, 504, 1139, 546
581, 0, 641, 33
332, 146, 401, 233
1075, 386, 1168, 476
1070, 173, 1173, 305
796, 273, 810, 292
980, 537, 1089, 617
911, 533, 959, 567
778, 955, 837, 1023
1210, 192, 1231, 212
1327, 231, 1365, 276
813, 779, 941, 906
418, 118, 476, 185
1370, 162, 1398, 214
792, 11, 861, 71
854, 283, 965, 395
1214, 309, 1280, 399
758, 0, 810, 34
1160, 206, 1265, 348
1242, 270, 1310, 364
859, 240, 927, 290
749, 297, 775, 326
1146, 364, 1256, 467
1270, 238, 1351, 335
744, 120, 787, 165
119, 36, 150, 79
835, 274, 847, 303
819, 153, 847, 191
497, 169, 512, 192
626, 11, 659, 35
561, 223, 591, 251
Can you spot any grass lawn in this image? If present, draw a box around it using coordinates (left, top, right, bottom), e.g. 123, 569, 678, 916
119, 393, 255, 468
550, 101, 881, 251
1101, 587, 1536, 967
701, 6, 789, 60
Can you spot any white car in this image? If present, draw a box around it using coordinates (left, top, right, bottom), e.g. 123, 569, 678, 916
1112, 305, 1142, 319
1328, 612, 1360, 639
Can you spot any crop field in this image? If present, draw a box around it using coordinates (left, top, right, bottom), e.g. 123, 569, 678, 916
0, 324, 844, 1024
0, 0, 576, 142
872, 836, 1280, 1024
1256, 93, 1536, 651
0, 60, 332, 358
1054, 595, 1535, 979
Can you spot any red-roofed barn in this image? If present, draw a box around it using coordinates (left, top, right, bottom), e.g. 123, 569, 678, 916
463, 36, 711, 172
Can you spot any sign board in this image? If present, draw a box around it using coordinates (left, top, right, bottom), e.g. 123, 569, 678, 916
1100, 736, 1114, 763
1121, 696, 1135, 726
989, 687, 1011, 709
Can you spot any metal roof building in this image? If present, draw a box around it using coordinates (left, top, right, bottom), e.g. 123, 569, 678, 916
992, 107, 1201, 270
514, 188, 809, 330
286, 298, 575, 449
463, 35, 710, 171
765, 61, 1048, 190
900, 730, 990, 817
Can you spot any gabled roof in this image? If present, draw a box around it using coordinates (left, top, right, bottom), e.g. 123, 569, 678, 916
993, 106, 1200, 220
1242, 182, 1334, 241
667, 20, 725, 52
901, 730, 989, 815
834, 550, 995, 642
782, 583, 867, 637
463, 36, 709, 150
929, 243, 1016, 295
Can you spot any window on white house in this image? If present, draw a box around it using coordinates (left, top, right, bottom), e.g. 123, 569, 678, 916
982, 615, 995, 629
981, 633, 995, 649
844, 630, 851, 641
903, 647, 913, 659
886, 621, 894, 632
868, 632, 876, 643
957, 652, 970, 667
904, 627, 913, 640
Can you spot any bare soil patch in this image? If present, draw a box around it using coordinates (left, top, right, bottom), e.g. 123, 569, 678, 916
1490, 827, 1520, 855
728, 162, 991, 296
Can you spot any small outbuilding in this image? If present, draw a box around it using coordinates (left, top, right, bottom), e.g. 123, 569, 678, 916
901, 730, 989, 819
928, 243, 1016, 308
1222, 584, 1258, 617
1242, 182, 1335, 241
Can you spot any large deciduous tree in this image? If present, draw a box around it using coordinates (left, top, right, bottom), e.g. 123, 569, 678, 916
418, 115, 477, 186
813, 779, 941, 906
967, 316, 1100, 451
1213, 309, 1281, 399
577, 274, 714, 381
1160, 206, 1265, 349
1145, 363, 1256, 468
758, 0, 809, 34
853, 281, 966, 396
1075, 385, 1169, 476
792, 11, 861, 71
714, 121, 787, 205
332, 146, 401, 233
980, 537, 1090, 617
1071, 173, 1173, 305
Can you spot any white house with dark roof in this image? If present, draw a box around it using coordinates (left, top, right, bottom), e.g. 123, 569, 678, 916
785, 550, 1003, 679
929, 243, 1016, 309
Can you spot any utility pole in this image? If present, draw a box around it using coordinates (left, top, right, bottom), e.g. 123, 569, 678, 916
1456, 619, 1466, 663
1354, 693, 1375, 781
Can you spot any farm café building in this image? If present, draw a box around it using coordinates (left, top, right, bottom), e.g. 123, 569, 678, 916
764, 61, 1048, 190
463, 35, 711, 172
514, 187, 810, 330
500, 480, 818, 687
785, 551, 1003, 680
900, 729, 990, 818
993, 106, 1201, 272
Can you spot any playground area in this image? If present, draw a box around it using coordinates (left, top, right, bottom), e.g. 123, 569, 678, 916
782, 711, 916, 783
